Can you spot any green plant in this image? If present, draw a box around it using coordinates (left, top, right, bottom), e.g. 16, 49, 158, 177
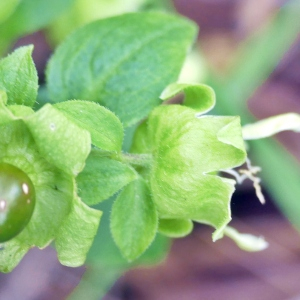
0, 11, 270, 272
2, 6, 300, 299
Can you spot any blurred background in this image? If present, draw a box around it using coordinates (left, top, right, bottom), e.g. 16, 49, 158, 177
1, 0, 300, 299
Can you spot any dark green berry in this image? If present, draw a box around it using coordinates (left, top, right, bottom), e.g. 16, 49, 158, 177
0, 163, 35, 243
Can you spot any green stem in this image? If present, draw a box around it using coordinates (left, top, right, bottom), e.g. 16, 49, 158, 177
92, 148, 153, 168
118, 152, 152, 168
68, 266, 124, 300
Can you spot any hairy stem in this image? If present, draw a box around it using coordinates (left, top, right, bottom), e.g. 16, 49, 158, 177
118, 152, 152, 168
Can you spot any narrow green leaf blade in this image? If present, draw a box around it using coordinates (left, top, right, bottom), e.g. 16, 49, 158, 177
54, 100, 123, 152
47, 12, 197, 127
210, 2, 300, 117
237, 1, 300, 100
111, 179, 158, 261
0, 46, 38, 107
77, 150, 137, 205
24, 104, 91, 175
56, 196, 102, 267
250, 137, 300, 229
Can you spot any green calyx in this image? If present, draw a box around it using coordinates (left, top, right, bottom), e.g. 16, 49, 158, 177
0, 91, 102, 272
131, 100, 247, 243
111, 82, 249, 261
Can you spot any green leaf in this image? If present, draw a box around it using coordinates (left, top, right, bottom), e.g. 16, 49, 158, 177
130, 121, 150, 154
24, 104, 91, 175
0, 0, 20, 23
158, 218, 193, 238
242, 113, 300, 140
34, 85, 50, 110
0, 239, 29, 273
0, 46, 38, 107
0, 0, 75, 42
0, 120, 74, 247
140, 0, 175, 12
0, 90, 7, 104
111, 178, 158, 261
144, 105, 246, 240
86, 126, 169, 269
160, 82, 215, 114
122, 124, 139, 153
54, 100, 123, 152
46, 12, 197, 127
86, 196, 168, 268
55, 196, 102, 267
7, 105, 34, 117
77, 150, 137, 205
0, 90, 15, 124
46, 0, 148, 45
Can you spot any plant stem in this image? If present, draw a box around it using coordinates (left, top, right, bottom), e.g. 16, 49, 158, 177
92, 148, 152, 168
118, 152, 152, 168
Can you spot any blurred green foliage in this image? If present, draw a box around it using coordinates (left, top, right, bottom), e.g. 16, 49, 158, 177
0, 0, 75, 54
